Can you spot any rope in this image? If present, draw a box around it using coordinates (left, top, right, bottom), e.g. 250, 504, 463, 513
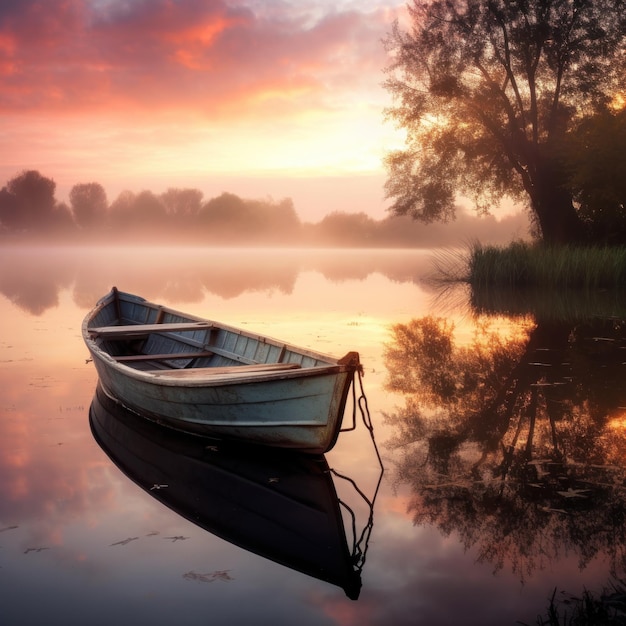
332, 365, 385, 572
332, 467, 382, 571
341, 365, 384, 472
356, 366, 384, 472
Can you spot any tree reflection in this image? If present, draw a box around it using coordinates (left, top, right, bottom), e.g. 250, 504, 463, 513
384, 315, 626, 581
0, 248, 436, 316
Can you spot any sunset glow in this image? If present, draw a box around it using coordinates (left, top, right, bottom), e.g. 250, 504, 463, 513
0, 0, 406, 220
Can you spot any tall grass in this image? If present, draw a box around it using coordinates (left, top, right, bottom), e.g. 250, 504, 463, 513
467, 241, 626, 289
525, 581, 626, 626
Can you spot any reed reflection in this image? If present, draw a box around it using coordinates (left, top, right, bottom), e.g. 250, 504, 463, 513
384, 311, 626, 581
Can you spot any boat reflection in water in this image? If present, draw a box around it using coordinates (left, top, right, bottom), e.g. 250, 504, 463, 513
89, 385, 373, 600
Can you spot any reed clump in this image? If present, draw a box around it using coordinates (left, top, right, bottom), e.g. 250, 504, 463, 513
467, 241, 626, 289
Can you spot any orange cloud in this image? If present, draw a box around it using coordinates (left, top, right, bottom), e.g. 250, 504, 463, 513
0, 0, 396, 120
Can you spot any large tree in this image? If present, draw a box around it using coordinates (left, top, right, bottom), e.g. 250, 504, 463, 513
384, 0, 626, 244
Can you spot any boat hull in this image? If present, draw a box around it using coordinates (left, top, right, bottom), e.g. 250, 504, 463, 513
82, 288, 359, 453
91, 357, 354, 452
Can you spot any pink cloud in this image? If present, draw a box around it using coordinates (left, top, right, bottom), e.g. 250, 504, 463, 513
0, 0, 395, 119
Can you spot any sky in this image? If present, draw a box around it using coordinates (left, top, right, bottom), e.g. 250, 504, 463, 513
0, 0, 412, 222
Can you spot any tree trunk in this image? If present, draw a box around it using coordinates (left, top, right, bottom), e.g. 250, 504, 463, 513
531, 158, 587, 245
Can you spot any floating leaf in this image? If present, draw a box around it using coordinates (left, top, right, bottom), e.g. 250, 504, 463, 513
164, 536, 189, 542
24, 547, 49, 554
0, 525, 18, 533
183, 569, 234, 583
110, 537, 139, 546
557, 488, 590, 499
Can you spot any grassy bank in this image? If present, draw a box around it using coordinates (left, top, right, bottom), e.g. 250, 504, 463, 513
466, 241, 626, 289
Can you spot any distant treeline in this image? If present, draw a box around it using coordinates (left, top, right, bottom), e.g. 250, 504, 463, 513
0, 170, 528, 246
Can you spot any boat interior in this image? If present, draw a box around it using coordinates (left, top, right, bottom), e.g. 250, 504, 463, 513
87, 290, 330, 374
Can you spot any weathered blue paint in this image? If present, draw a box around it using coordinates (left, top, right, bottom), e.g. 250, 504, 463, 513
82, 288, 360, 453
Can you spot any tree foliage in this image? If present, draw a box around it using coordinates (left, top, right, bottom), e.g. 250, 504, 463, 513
199, 192, 249, 225
70, 182, 108, 229
316, 211, 377, 245
198, 193, 301, 242
384, 0, 626, 244
108, 189, 167, 230
160, 188, 203, 218
562, 107, 626, 242
0, 170, 57, 231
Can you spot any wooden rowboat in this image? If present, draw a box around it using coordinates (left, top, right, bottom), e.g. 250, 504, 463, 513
89, 385, 365, 599
82, 287, 361, 453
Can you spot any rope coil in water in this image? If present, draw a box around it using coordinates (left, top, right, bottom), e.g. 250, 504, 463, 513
334, 365, 384, 574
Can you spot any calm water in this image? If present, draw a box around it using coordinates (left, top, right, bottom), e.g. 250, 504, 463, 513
1, 246, 625, 625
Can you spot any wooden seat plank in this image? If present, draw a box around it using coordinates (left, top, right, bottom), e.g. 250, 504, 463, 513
89, 322, 213, 338
146, 362, 301, 378
113, 347, 257, 365
114, 351, 215, 362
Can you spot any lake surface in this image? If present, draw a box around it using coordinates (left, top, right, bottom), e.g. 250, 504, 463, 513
1, 246, 625, 625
